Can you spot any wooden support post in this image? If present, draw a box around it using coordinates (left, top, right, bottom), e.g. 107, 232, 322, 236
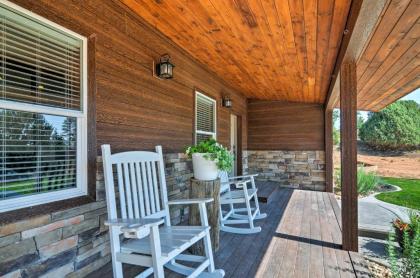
325, 109, 334, 192
340, 62, 358, 252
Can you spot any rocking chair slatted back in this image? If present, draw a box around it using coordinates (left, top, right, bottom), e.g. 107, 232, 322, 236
101, 145, 170, 225
218, 171, 230, 193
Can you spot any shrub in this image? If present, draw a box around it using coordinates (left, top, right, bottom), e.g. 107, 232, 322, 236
333, 128, 340, 145
388, 211, 420, 278
393, 211, 420, 248
332, 110, 340, 145
359, 100, 420, 150
357, 167, 380, 195
334, 167, 379, 195
333, 168, 341, 190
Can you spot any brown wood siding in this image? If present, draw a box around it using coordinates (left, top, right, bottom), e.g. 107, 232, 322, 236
10, 0, 247, 154
247, 100, 324, 150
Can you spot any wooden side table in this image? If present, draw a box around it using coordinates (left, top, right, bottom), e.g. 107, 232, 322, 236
189, 178, 221, 255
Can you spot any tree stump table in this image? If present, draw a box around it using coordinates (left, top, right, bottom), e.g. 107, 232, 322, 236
189, 178, 220, 255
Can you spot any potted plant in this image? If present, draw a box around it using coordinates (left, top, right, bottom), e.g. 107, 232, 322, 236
185, 138, 233, 181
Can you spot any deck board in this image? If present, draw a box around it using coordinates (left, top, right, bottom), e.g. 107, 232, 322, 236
88, 187, 369, 278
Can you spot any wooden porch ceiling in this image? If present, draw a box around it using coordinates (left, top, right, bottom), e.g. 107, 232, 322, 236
328, 0, 420, 111
355, 0, 420, 111
122, 0, 352, 104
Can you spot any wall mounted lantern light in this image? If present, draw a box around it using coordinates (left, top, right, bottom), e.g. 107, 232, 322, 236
154, 54, 174, 79
222, 96, 232, 108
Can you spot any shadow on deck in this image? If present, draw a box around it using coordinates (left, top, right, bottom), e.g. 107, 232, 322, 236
89, 184, 370, 278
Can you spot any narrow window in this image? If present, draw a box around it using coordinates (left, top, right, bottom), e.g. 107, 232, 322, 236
195, 91, 216, 143
0, 2, 87, 212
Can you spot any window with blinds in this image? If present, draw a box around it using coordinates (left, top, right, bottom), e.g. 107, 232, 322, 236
0, 2, 87, 212
195, 92, 216, 144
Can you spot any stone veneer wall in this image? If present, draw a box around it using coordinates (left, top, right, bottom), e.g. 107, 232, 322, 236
246, 150, 326, 191
0, 153, 193, 278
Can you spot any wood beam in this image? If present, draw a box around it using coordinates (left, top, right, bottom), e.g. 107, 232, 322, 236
325, 0, 388, 110
340, 62, 358, 252
325, 0, 363, 110
324, 109, 333, 192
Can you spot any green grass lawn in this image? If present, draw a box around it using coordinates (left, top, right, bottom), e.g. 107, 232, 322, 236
4, 177, 72, 196
375, 177, 420, 210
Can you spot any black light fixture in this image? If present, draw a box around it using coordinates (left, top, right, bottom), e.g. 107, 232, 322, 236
222, 96, 232, 108
155, 54, 174, 79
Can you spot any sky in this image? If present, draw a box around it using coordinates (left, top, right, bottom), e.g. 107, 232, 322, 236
44, 114, 66, 134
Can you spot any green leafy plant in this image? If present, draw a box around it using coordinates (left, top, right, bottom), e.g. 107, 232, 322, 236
388, 211, 420, 278
332, 128, 340, 146
333, 168, 341, 191
357, 167, 380, 195
393, 211, 420, 248
185, 138, 234, 172
334, 167, 379, 195
359, 100, 420, 150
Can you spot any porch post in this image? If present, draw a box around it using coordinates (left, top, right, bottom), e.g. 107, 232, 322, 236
324, 109, 333, 192
340, 62, 358, 252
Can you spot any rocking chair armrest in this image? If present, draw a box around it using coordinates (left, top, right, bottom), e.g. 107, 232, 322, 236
168, 198, 214, 205
105, 218, 164, 229
105, 218, 164, 239
229, 180, 250, 188
169, 198, 213, 227
228, 174, 258, 180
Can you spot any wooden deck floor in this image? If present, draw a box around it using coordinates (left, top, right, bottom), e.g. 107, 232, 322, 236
89, 187, 370, 278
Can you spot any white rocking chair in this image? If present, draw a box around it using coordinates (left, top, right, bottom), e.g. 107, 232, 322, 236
218, 172, 267, 234
101, 144, 224, 278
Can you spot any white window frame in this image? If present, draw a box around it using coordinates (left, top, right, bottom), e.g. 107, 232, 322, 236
0, 0, 88, 213
195, 91, 217, 144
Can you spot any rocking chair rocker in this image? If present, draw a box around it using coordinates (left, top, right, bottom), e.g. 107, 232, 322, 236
218, 172, 267, 234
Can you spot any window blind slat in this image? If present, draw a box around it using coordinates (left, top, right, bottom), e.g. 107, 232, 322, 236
1, 30, 81, 65
0, 6, 83, 111
195, 93, 216, 144
2, 62, 81, 87
1, 9, 79, 48
1, 48, 81, 75
196, 94, 215, 133
4, 85, 81, 103
6, 180, 77, 195
1, 37, 80, 68
2, 72, 80, 93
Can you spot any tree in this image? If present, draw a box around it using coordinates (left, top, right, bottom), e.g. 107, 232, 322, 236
357, 112, 365, 139
359, 100, 420, 150
0, 110, 67, 193
357, 112, 364, 131
62, 117, 76, 148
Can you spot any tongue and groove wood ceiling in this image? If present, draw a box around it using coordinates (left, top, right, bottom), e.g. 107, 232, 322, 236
123, 0, 352, 103
355, 0, 419, 111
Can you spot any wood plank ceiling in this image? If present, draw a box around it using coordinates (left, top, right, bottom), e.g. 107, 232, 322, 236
355, 0, 420, 111
122, 0, 352, 104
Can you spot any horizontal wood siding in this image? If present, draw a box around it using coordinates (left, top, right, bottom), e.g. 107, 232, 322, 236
10, 0, 247, 153
248, 100, 324, 150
